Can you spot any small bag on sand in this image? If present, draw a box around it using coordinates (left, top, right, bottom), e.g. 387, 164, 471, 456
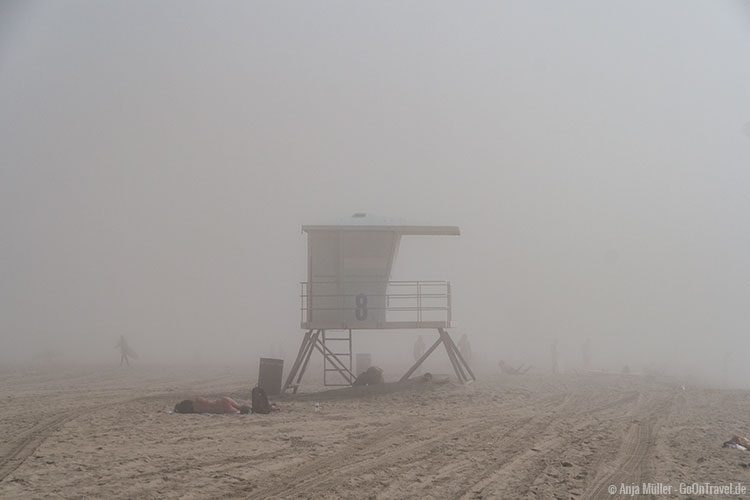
251, 386, 272, 414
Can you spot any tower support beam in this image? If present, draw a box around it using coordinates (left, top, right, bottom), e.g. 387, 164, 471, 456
284, 329, 475, 394
400, 328, 475, 384
282, 329, 357, 393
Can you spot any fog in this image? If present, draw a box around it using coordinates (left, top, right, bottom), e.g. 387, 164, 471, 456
2, 1, 749, 386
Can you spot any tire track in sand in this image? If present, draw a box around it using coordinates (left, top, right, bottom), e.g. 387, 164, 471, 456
252, 393, 571, 498
0, 412, 78, 482
458, 391, 642, 499
0, 377, 232, 483
584, 393, 674, 499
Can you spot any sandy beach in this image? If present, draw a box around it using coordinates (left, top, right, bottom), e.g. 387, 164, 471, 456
1, 367, 749, 499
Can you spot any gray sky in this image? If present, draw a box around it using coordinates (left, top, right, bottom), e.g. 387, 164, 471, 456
1, 1, 749, 382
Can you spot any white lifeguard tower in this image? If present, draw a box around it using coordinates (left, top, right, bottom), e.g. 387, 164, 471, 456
282, 213, 475, 393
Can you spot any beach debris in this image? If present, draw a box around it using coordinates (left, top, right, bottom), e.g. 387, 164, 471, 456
723, 435, 750, 451
353, 366, 384, 386
498, 360, 532, 375
314, 402, 321, 412
725, 443, 747, 451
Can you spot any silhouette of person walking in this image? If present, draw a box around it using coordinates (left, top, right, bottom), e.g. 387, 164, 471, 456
457, 334, 472, 364
115, 335, 135, 366
412, 335, 426, 374
582, 338, 591, 370
551, 339, 559, 375
413, 335, 426, 359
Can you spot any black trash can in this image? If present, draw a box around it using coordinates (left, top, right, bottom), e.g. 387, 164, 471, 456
258, 358, 284, 396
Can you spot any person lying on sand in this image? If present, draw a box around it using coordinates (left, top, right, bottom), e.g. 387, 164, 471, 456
499, 360, 532, 375
174, 397, 251, 414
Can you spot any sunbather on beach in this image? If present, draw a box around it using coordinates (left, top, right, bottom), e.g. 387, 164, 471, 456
174, 396, 251, 414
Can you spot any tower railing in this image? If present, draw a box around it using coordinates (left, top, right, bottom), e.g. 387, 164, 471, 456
300, 280, 452, 327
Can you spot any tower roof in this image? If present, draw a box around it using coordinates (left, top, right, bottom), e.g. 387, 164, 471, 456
302, 213, 460, 236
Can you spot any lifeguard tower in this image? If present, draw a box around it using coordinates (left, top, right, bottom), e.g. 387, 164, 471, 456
282, 214, 475, 393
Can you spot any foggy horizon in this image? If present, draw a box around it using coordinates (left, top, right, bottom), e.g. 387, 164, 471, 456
2, 1, 750, 387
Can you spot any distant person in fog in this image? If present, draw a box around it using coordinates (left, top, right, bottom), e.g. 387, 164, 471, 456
457, 334, 472, 363
413, 335, 426, 361
551, 339, 559, 375
115, 335, 136, 366
270, 341, 286, 360
582, 338, 591, 370
412, 335, 426, 374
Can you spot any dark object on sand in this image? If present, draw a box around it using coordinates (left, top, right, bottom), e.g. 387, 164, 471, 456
174, 397, 251, 414
356, 353, 372, 375
258, 358, 284, 396
174, 399, 195, 413
251, 386, 272, 414
723, 435, 750, 451
499, 360, 532, 375
421, 372, 433, 382
353, 366, 384, 386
